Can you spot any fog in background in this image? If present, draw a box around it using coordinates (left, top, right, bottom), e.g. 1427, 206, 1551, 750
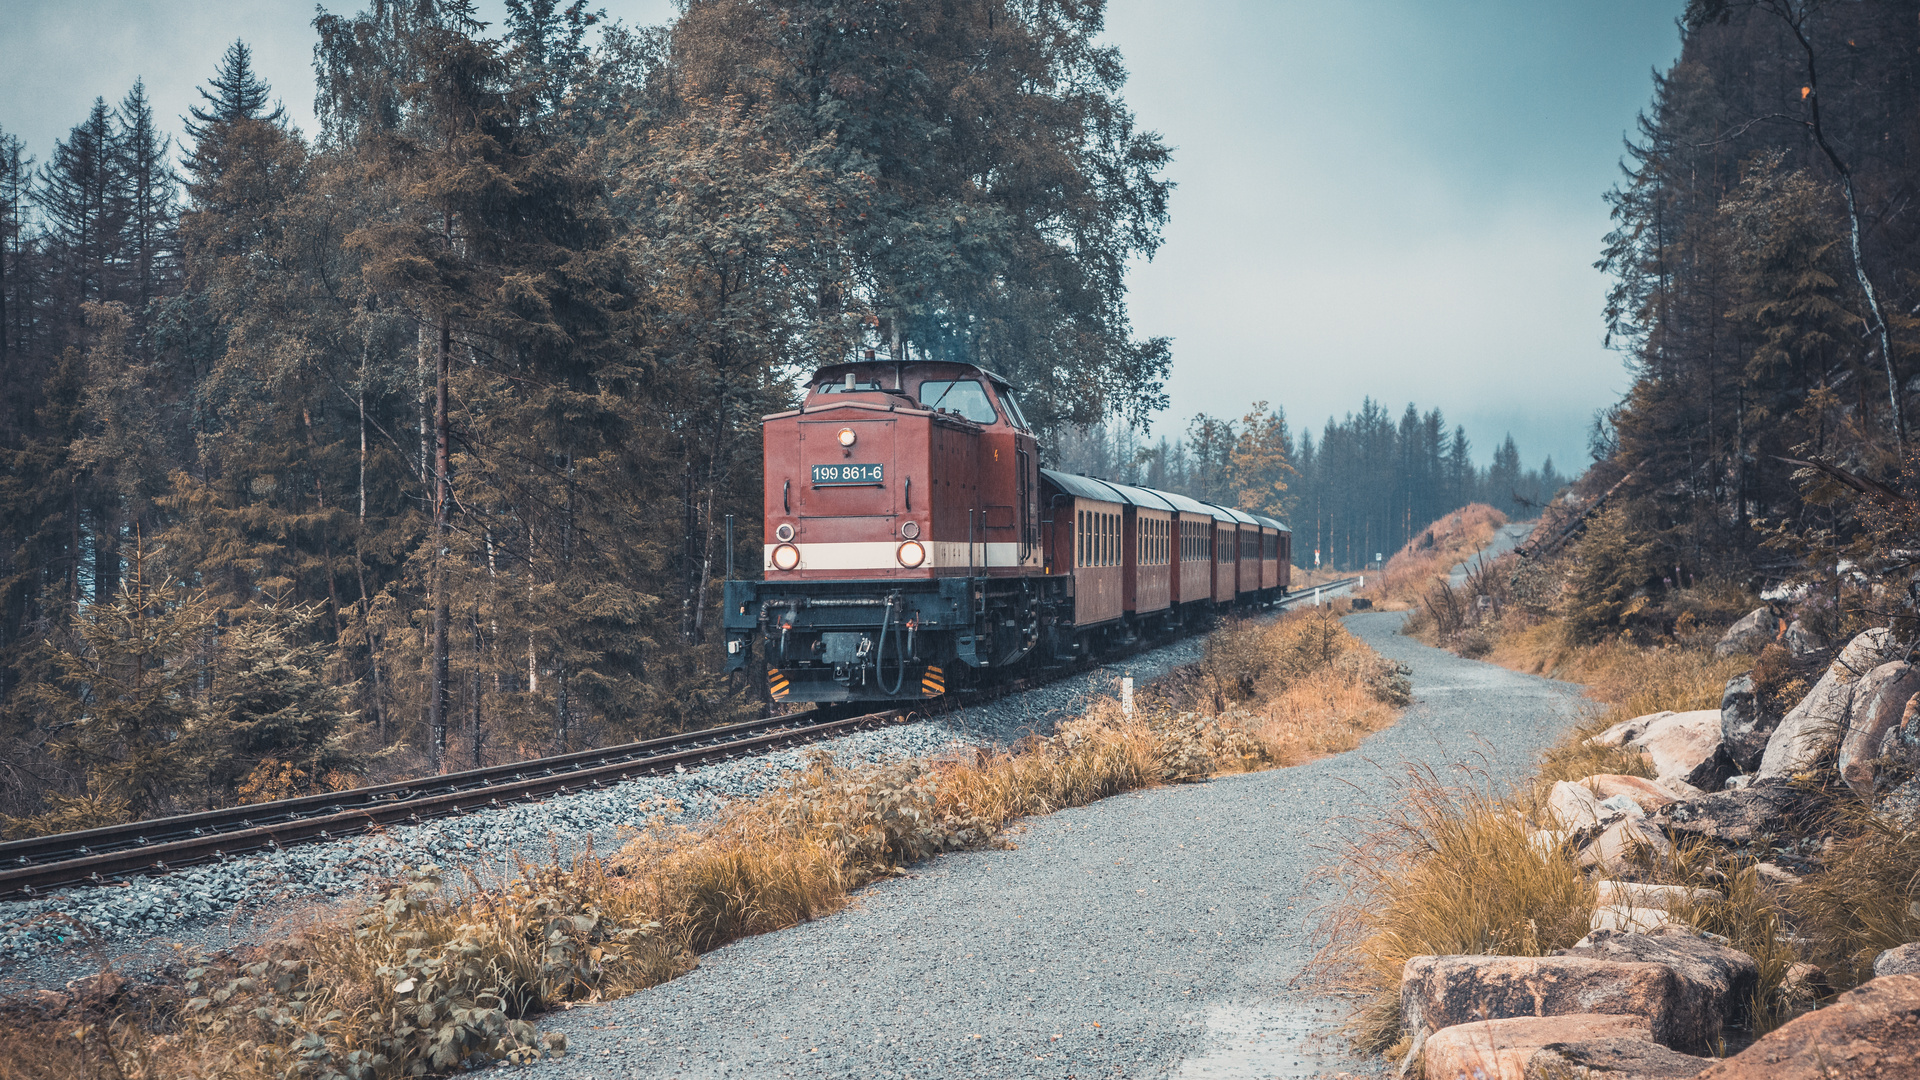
2, 0, 1685, 472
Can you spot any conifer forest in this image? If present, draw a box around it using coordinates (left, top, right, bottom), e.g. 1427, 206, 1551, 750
0, 0, 1574, 827
0, 0, 1196, 824
1591, 1, 1920, 594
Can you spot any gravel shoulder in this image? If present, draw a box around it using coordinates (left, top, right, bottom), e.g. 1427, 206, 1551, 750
532, 608, 1592, 1080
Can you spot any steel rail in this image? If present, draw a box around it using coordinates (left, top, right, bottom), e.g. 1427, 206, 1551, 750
0, 710, 853, 872
0, 709, 904, 900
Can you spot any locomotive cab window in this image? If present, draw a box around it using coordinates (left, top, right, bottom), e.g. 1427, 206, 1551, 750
815, 378, 884, 393
918, 380, 1000, 425
999, 389, 1033, 431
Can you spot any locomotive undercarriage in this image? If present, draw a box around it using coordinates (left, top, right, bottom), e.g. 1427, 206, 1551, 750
722, 576, 1073, 703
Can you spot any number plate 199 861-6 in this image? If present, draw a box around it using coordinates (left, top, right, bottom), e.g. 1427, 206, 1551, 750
812, 463, 883, 485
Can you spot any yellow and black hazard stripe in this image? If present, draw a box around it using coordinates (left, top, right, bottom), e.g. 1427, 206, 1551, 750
920, 664, 945, 697
767, 667, 791, 700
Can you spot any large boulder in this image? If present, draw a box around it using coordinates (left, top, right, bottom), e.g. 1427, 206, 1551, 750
1838, 661, 1920, 797
1579, 774, 1680, 812
1719, 673, 1772, 773
1590, 712, 1671, 749
1757, 627, 1896, 780
1627, 709, 1735, 792
1555, 928, 1760, 1048
1576, 816, 1673, 875
1713, 607, 1775, 657
1416, 1013, 1650, 1080
1691, 973, 1920, 1079
1400, 950, 1728, 1055
1595, 881, 1722, 911
1547, 779, 1610, 830
1875, 943, 1920, 977
1662, 778, 1820, 845
1523, 1036, 1712, 1079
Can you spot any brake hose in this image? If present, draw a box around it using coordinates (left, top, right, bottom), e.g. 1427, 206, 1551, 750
877, 596, 906, 696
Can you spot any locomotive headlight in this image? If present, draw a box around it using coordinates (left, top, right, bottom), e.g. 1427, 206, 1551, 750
774, 523, 795, 542
771, 543, 801, 571
837, 427, 857, 447
896, 540, 926, 568
899, 520, 920, 539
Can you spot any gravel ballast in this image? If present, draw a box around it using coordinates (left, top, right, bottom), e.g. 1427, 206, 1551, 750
528, 609, 1591, 1080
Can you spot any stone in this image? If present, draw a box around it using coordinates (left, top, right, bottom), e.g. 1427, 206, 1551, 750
1778, 962, 1829, 1010
1548, 780, 1611, 830
1627, 709, 1734, 792
1401, 954, 1695, 1053
1579, 774, 1679, 812
1874, 942, 1920, 977
1554, 928, 1761, 1049
1713, 608, 1776, 658
1595, 881, 1722, 911
1529, 829, 1571, 858
1577, 816, 1673, 875
1758, 627, 1895, 780
1838, 661, 1920, 797
1691, 973, 1920, 1079
1719, 673, 1772, 774
1417, 1014, 1650, 1080
1754, 861, 1800, 886
1781, 618, 1825, 660
1600, 794, 1647, 818
1590, 712, 1672, 749
1664, 779, 1821, 845
1590, 905, 1677, 935
1523, 1036, 1713, 1080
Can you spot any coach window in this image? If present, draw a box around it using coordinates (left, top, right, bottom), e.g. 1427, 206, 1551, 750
918, 380, 1000, 425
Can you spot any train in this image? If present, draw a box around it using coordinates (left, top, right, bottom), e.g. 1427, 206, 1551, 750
721, 358, 1292, 704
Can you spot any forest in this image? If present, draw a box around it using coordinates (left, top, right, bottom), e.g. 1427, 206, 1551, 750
1054, 401, 1565, 570
1586, 0, 1920, 603
0, 0, 1178, 829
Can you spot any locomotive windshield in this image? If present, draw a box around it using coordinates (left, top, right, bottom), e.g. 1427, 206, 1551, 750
918, 380, 1000, 424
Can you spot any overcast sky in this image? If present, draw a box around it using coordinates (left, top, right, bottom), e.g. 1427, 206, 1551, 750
1, 1, 1685, 472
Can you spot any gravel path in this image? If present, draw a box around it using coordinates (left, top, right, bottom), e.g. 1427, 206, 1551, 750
1448, 522, 1532, 587
530, 608, 1592, 1080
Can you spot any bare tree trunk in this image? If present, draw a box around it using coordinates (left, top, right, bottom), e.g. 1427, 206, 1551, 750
427, 307, 452, 773
470, 609, 483, 768
356, 337, 386, 745
1775, 1, 1904, 449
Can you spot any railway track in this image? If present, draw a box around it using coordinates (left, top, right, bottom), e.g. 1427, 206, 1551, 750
0, 577, 1362, 903
0, 708, 908, 901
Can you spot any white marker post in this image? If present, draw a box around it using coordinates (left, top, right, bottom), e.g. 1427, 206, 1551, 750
1121, 676, 1135, 719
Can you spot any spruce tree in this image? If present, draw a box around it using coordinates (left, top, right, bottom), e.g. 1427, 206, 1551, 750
34, 534, 213, 817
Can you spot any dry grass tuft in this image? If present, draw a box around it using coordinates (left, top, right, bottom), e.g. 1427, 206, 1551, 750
1789, 802, 1920, 989
1328, 768, 1598, 1054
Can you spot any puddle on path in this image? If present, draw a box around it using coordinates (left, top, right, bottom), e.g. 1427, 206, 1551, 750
1174, 999, 1379, 1079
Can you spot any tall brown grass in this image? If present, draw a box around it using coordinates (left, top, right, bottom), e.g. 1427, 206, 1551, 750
1359, 504, 1508, 609
3, 608, 1410, 1080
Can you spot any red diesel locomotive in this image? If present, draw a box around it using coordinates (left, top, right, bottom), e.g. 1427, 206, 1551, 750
722, 358, 1291, 703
